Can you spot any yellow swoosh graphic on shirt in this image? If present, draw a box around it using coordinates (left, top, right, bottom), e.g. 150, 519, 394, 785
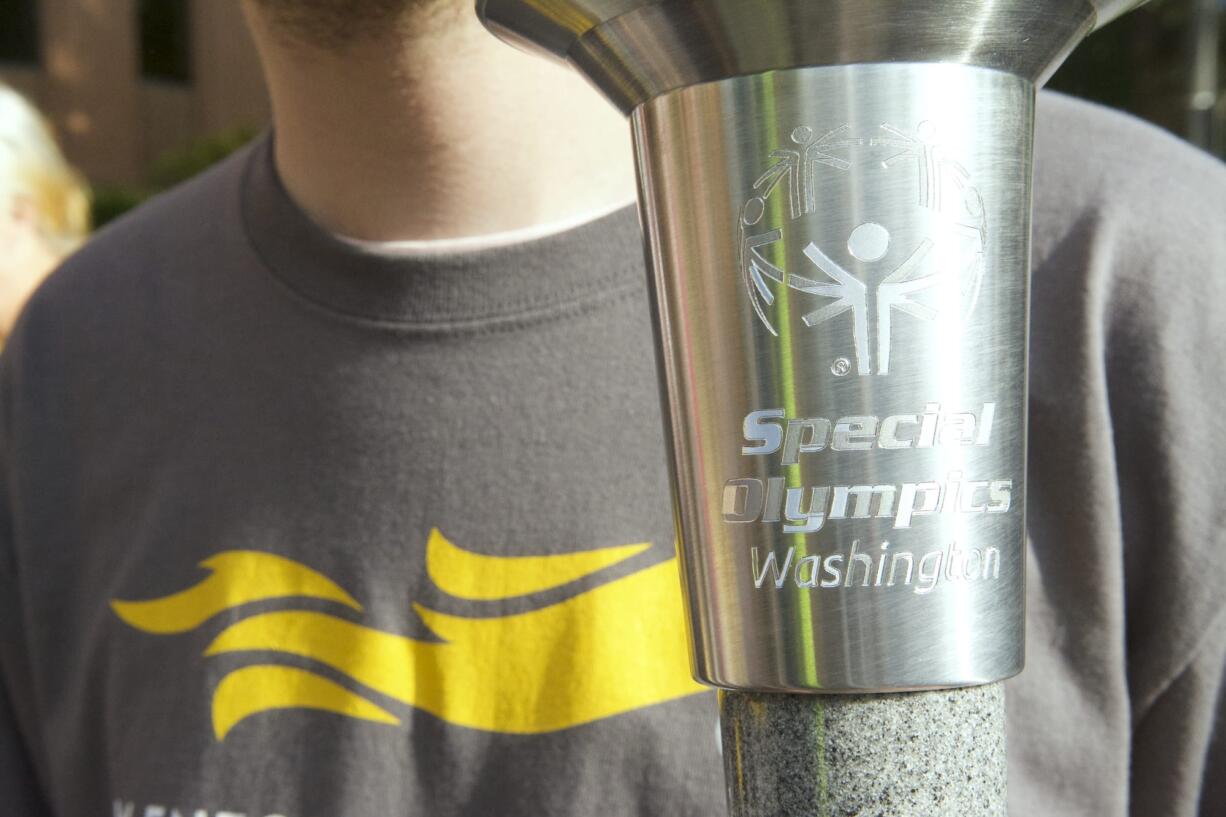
113, 531, 703, 738
213, 665, 400, 740
111, 550, 362, 634
206, 556, 701, 733
425, 527, 650, 600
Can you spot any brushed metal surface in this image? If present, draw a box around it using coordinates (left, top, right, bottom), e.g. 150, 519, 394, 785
633, 63, 1031, 691
479, 0, 1146, 112
1092, 0, 1149, 25
473, 0, 1151, 693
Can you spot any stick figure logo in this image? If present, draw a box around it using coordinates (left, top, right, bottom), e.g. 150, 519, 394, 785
740, 121, 987, 376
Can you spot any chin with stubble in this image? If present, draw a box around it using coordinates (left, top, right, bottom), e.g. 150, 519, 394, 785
248, 0, 465, 47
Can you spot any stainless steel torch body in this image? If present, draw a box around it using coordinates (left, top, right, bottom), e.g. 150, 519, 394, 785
633, 64, 1033, 692
477, 0, 1150, 697
474, 3, 1151, 813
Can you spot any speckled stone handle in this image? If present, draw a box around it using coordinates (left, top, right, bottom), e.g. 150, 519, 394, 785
720, 685, 1007, 817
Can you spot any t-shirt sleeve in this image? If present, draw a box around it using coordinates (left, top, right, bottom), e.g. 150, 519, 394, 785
1033, 93, 1226, 817
0, 513, 53, 813
0, 326, 54, 815
0, 669, 53, 816
1063, 105, 1226, 815
1129, 614, 1226, 817
1109, 180, 1226, 817
1200, 641, 1226, 817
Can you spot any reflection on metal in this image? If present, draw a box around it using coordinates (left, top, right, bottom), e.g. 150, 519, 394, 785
474, 0, 1147, 694
634, 64, 1030, 691
478, 0, 1149, 112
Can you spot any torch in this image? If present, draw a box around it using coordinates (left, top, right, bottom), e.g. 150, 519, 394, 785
476, 1, 1147, 814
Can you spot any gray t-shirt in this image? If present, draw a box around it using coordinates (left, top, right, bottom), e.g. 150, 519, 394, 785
1, 92, 1223, 817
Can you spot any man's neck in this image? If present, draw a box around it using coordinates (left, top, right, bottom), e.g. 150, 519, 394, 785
247, 7, 637, 243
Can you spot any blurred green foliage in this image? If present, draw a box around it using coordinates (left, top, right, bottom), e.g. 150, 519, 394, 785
91, 127, 258, 228
90, 186, 147, 229
148, 127, 258, 190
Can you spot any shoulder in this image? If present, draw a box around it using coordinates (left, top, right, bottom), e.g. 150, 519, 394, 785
37, 137, 258, 309
0, 138, 265, 424
1032, 91, 1226, 272
1031, 92, 1226, 348
1034, 90, 1226, 199
4, 139, 262, 373
1030, 94, 1226, 715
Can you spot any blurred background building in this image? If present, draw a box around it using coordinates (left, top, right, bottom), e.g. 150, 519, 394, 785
0, 0, 1222, 225
0, 0, 266, 183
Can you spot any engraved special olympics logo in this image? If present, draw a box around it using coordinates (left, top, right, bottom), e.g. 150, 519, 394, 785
740, 122, 988, 376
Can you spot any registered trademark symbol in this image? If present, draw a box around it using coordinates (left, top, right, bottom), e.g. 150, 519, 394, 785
831, 358, 852, 376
